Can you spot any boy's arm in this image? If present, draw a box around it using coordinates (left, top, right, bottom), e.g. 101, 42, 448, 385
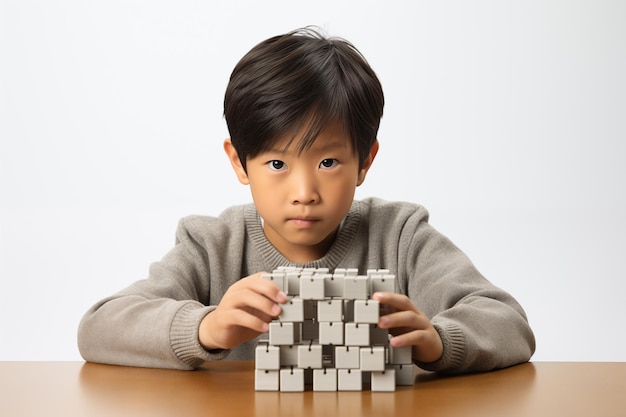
400, 219, 536, 374
78, 292, 218, 370
77, 217, 236, 370
77, 256, 219, 370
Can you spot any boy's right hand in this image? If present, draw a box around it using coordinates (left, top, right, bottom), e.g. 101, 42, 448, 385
198, 272, 287, 351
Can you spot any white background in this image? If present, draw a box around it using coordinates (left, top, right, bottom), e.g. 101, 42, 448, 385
1, 1, 625, 362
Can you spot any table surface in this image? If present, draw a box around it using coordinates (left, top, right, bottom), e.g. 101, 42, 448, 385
1, 361, 625, 417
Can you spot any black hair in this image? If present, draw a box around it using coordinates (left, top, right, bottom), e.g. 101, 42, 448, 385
224, 27, 384, 171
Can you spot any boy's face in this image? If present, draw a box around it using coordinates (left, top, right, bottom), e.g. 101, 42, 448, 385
224, 121, 378, 263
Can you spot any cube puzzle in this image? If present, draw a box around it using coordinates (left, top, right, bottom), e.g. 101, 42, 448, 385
255, 267, 415, 392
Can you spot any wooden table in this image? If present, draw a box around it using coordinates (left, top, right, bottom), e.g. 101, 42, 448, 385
1, 361, 624, 417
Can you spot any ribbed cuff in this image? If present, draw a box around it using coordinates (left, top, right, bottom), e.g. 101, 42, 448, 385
170, 302, 230, 369
414, 321, 465, 373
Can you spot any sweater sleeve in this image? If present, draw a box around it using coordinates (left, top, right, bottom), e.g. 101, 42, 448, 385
77, 218, 231, 370
399, 210, 536, 374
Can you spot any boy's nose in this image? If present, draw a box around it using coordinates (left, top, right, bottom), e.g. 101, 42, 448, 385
290, 171, 319, 205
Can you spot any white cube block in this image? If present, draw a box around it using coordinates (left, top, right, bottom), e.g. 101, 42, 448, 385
269, 322, 295, 345
318, 299, 343, 322
279, 345, 299, 366
255, 344, 280, 370
319, 321, 344, 345
367, 268, 389, 277
255, 369, 279, 391
298, 344, 323, 369
334, 346, 360, 369
395, 364, 415, 386
370, 274, 396, 294
343, 276, 369, 299
338, 369, 362, 391
313, 368, 338, 391
344, 323, 370, 346
354, 299, 379, 324
300, 275, 325, 299
286, 272, 301, 295
346, 268, 359, 276
389, 344, 413, 365
371, 368, 396, 392
280, 368, 305, 392
279, 297, 304, 322
324, 274, 345, 297
261, 272, 286, 292
360, 347, 386, 371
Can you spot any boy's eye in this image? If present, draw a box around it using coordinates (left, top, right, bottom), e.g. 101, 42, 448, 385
268, 160, 286, 171
319, 158, 338, 169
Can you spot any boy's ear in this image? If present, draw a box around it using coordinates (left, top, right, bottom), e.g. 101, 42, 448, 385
357, 140, 379, 186
223, 139, 250, 185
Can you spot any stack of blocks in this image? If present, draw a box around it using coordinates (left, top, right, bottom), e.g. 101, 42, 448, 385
255, 267, 415, 392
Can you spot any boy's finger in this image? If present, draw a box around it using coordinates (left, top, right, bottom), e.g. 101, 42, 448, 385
251, 274, 289, 303
378, 310, 420, 329
234, 289, 283, 317
227, 308, 271, 334
372, 292, 414, 311
237, 274, 288, 304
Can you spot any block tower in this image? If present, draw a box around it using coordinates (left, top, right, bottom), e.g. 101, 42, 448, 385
254, 267, 415, 392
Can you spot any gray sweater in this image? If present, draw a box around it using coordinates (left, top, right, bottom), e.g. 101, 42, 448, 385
77, 198, 535, 372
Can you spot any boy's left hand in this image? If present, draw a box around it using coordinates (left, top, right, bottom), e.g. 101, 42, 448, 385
372, 292, 443, 364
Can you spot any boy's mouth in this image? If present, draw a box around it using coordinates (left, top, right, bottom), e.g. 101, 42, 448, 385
289, 217, 320, 228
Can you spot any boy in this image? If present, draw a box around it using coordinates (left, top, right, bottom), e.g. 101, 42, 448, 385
78, 28, 535, 373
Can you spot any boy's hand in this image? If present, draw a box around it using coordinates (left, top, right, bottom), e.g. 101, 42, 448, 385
199, 272, 287, 351
372, 292, 443, 364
